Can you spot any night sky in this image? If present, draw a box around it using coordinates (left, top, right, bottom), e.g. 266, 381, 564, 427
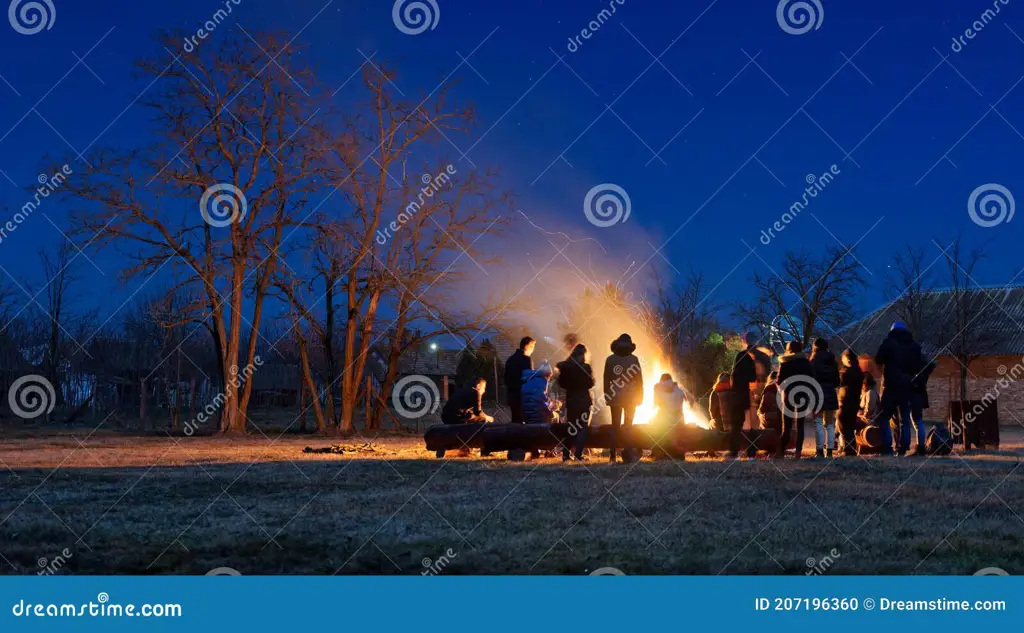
0, 0, 1021, 331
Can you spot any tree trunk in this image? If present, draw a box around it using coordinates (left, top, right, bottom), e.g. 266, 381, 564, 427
296, 326, 328, 433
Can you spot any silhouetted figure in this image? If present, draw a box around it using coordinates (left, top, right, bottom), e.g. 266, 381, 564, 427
603, 333, 643, 464
504, 337, 535, 424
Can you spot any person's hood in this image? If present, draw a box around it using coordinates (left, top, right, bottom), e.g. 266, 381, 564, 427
812, 349, 836, 364
888, 328, 914, 344
780, 352, 806, 362
610, 334, 636, 356
556, 358, 586, 373
522, 368, 550, 382
655, 378, 679, 393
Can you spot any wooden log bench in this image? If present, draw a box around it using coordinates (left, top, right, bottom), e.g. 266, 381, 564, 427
424, 423, 780, 459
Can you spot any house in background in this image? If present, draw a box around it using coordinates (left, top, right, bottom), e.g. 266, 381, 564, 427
833, 287, 1024, 426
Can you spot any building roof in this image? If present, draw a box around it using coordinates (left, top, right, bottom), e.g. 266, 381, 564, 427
396, 348, 462, 377
832, 287, 1024, 357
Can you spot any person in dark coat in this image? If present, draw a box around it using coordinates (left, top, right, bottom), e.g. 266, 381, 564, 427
727, 332, 759, 458
557, 344, 595, 461
775, 341, 816, 459
603, 333, 644, 464
908, 355, 938, 456
809, 338, 840, 458
758, 371, 783, 435
504, 337, 535, 424
872, 322, 920, 456
836, 349, 864, 456
441, 377, 494, 425
710, 373, 754, 458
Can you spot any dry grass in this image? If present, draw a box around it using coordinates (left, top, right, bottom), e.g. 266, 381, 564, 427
1, 421, 1022, 575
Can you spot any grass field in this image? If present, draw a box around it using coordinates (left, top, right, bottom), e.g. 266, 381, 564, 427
1, 423, 1022, 575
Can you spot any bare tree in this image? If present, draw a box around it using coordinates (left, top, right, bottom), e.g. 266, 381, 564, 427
652, 270, 722, 396
63, 32, 329, 433
737, 246, 865, 349
36, 238, 81, 404
935, 235, 997, 403
885, 246, 933, 337
275, 64, 514, 435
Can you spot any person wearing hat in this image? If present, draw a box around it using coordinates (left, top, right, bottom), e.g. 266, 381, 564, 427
603, 333, 644, 464
871, 321, 922, 456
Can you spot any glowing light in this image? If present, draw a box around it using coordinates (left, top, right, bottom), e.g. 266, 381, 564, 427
632, 357, 711, 429
430, 343, 438, 351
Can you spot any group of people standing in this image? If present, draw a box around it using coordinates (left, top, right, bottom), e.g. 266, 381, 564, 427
502, 333, 648, 464
441, 320, 936, 462
727, 322, 936, 459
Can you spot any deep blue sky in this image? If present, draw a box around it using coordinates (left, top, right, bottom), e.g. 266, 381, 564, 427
1, 0, 1022, 329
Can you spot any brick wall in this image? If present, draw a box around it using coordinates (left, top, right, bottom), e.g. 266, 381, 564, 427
923, 355, 1024, 425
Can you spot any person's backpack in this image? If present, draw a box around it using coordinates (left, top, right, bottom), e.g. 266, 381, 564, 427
926, 424, 953, 456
